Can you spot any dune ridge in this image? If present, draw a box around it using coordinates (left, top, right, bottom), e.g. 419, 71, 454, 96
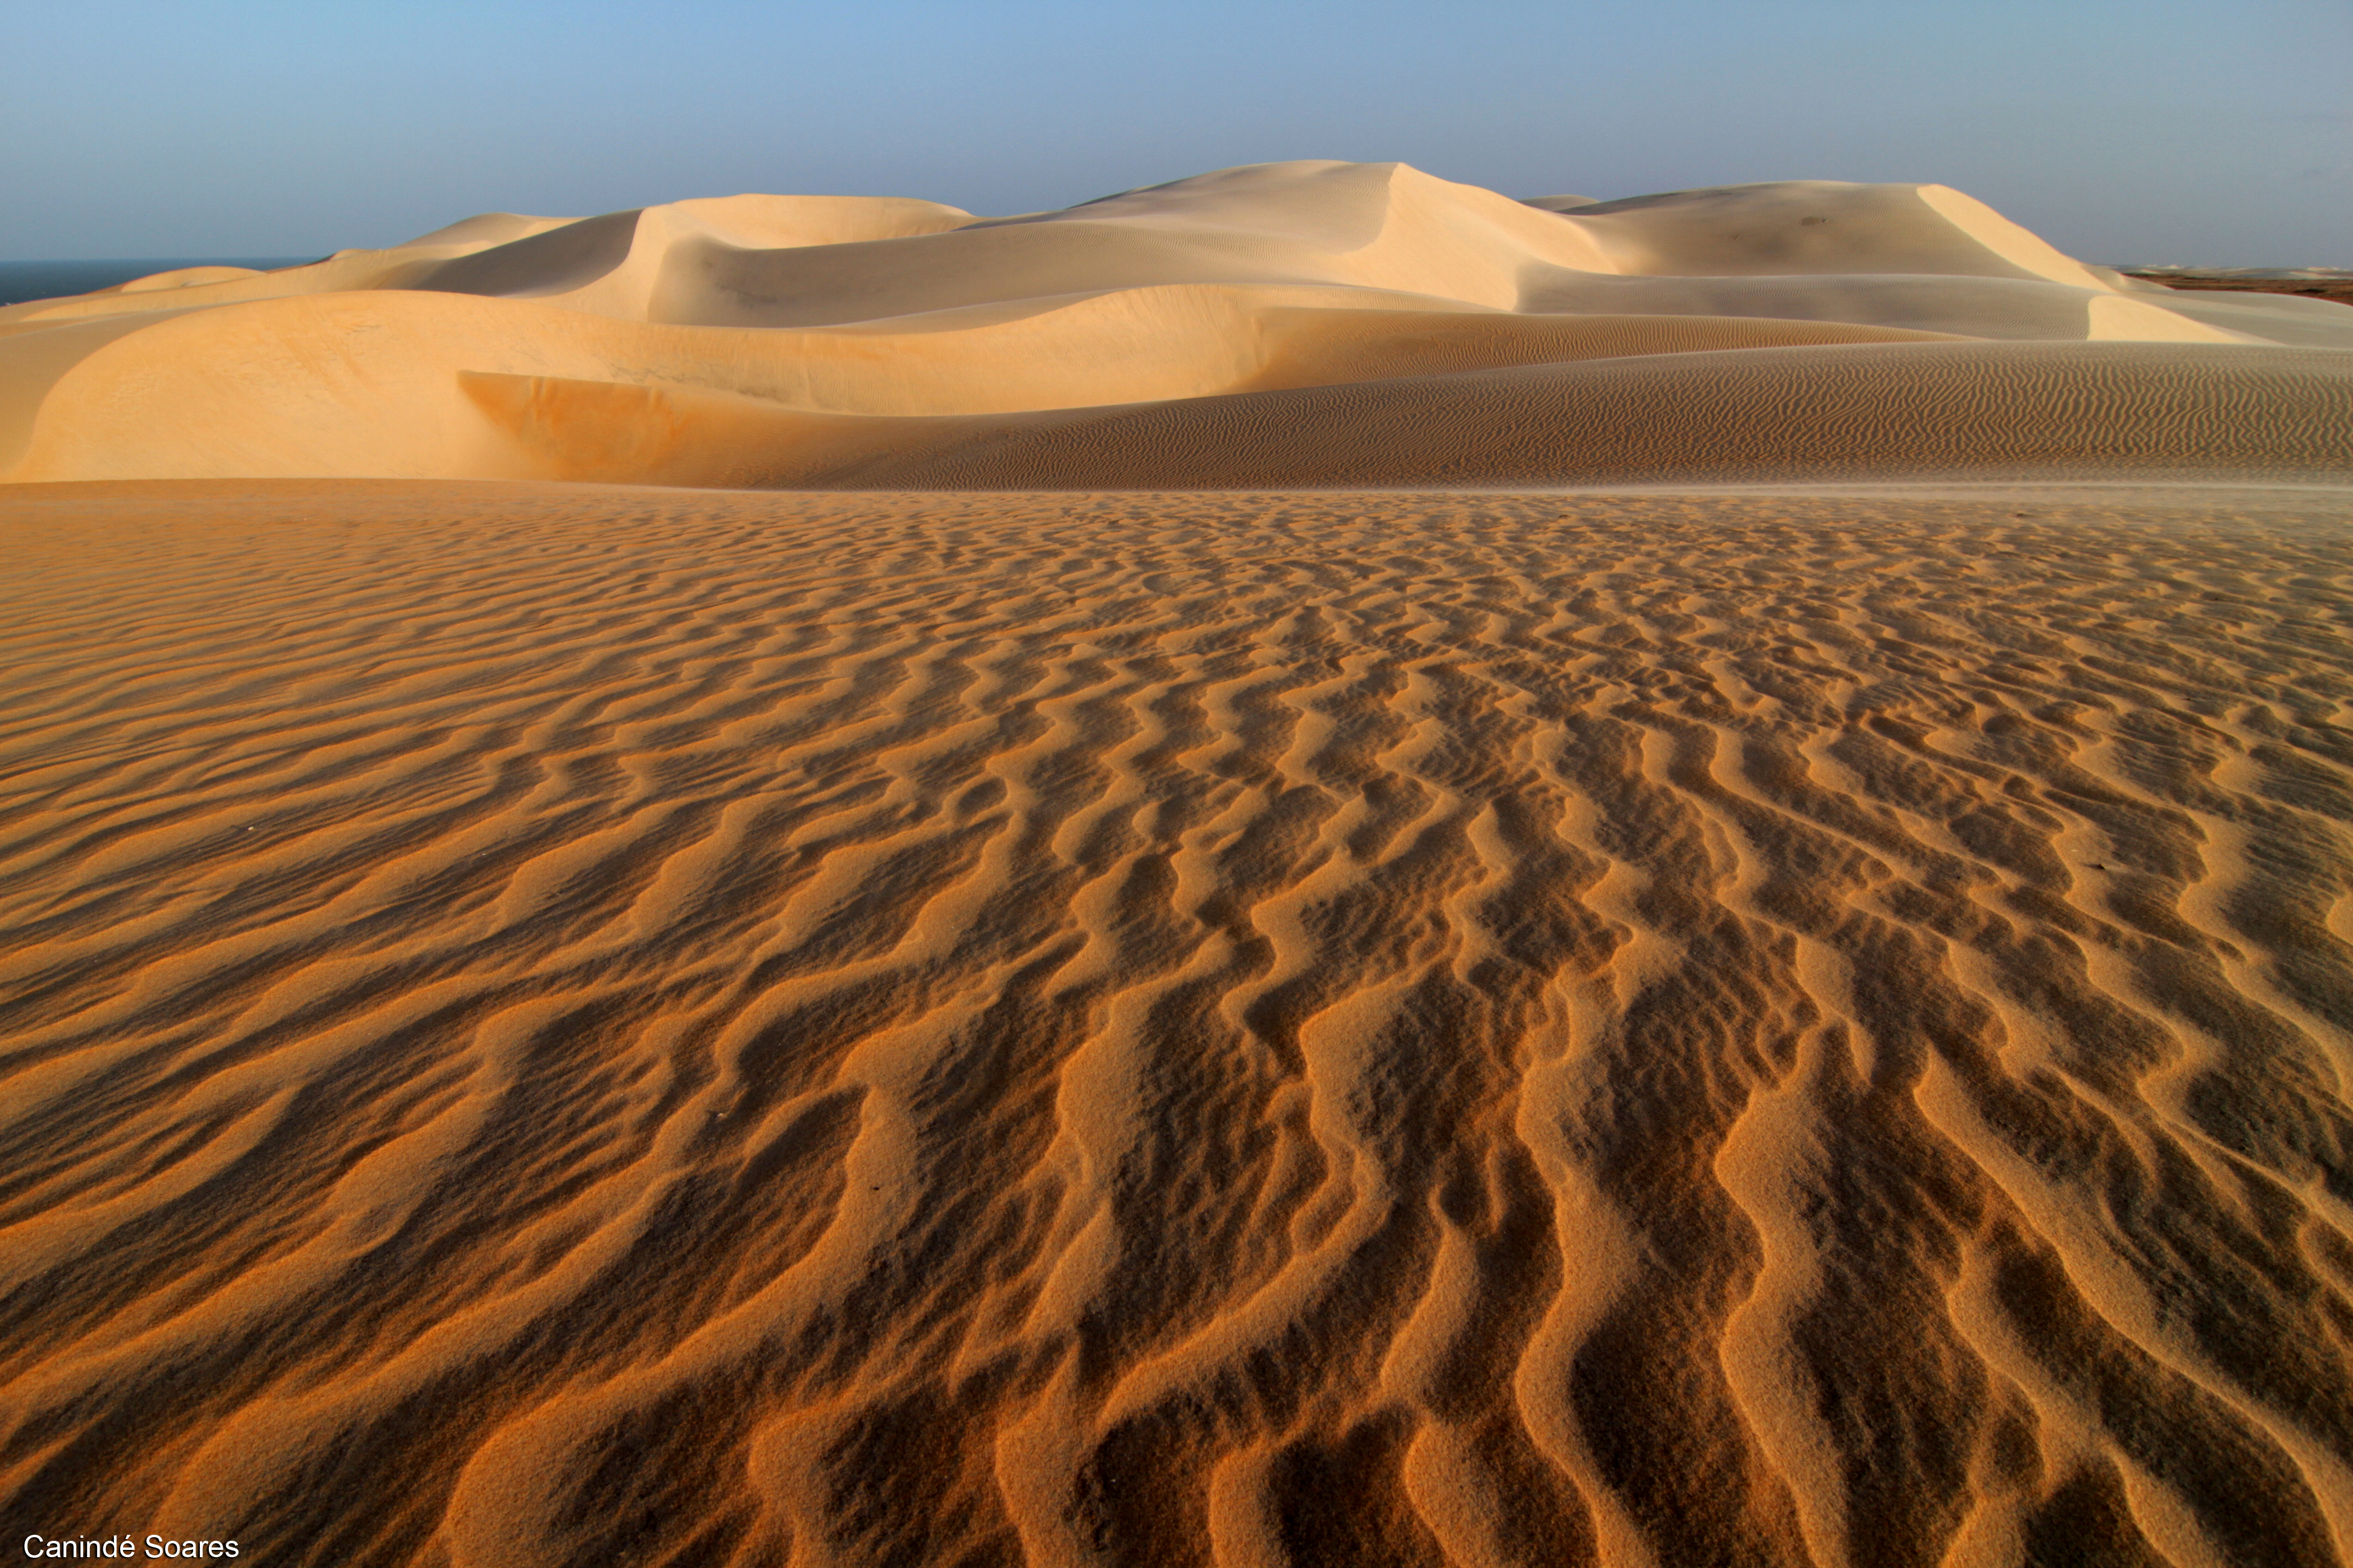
4, 162, 2349, 486
5, 480, 2353, 1565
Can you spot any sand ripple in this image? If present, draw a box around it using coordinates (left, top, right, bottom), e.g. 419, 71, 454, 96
4, 484, 2353, 1566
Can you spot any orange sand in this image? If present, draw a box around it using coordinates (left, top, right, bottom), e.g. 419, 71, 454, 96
5, 480, 2353, 1566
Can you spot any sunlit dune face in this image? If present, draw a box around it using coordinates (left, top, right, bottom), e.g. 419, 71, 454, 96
3, 162, 2346, 488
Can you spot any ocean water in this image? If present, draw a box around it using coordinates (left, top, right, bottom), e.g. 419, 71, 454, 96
0, 258, 314, 308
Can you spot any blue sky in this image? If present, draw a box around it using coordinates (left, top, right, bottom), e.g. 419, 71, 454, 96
4, 0, 2346, 264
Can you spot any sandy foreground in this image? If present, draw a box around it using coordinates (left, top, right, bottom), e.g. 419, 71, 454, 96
4, 479, 2352, 1566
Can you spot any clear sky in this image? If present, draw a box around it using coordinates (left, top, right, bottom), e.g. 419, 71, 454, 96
4, 0, 2347, 265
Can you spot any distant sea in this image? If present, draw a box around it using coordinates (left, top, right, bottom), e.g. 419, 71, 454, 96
0, 258, 315, 308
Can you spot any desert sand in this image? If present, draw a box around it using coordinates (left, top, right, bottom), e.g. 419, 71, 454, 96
5, 164, 2353, 1567
5, 479, 2353, 1566
3, 162, 2351, 488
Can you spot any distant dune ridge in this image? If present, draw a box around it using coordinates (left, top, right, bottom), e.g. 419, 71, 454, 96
3, 161, 2350, 486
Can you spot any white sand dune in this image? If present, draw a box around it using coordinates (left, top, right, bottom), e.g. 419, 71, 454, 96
4, 162, 2348, 485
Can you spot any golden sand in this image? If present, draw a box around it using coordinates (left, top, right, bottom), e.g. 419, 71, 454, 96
5, 480, 2352, 1566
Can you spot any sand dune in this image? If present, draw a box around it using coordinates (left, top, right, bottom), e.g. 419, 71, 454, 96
5, 479, 2353, 1566
4, 162, 2349, 485
5, 156, 2352, 1566
455, 342, 2353, 490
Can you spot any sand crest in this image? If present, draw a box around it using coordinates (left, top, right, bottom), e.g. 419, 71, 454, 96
4, 162, 2349, 486
4, 480, 2352, 1565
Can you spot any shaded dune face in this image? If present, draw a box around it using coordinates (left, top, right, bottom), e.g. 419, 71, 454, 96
451, 341, 2353, 492
5, 485, 2353, 1567
3, 161, 2350, 485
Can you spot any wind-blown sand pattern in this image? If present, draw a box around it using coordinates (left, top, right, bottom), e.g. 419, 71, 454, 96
4, 161, 2351, 487
6, 480, 2353, 1566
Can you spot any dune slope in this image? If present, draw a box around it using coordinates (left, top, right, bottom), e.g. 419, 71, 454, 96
5, 481, 2352, 1566
4, 162, 2349, 485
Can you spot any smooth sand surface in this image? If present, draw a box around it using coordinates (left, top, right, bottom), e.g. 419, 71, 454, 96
5, 162, 2351, 486
6, 480, 2353, 1566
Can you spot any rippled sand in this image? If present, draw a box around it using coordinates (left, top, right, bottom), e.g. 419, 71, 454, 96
5, 482, 2353, 1566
